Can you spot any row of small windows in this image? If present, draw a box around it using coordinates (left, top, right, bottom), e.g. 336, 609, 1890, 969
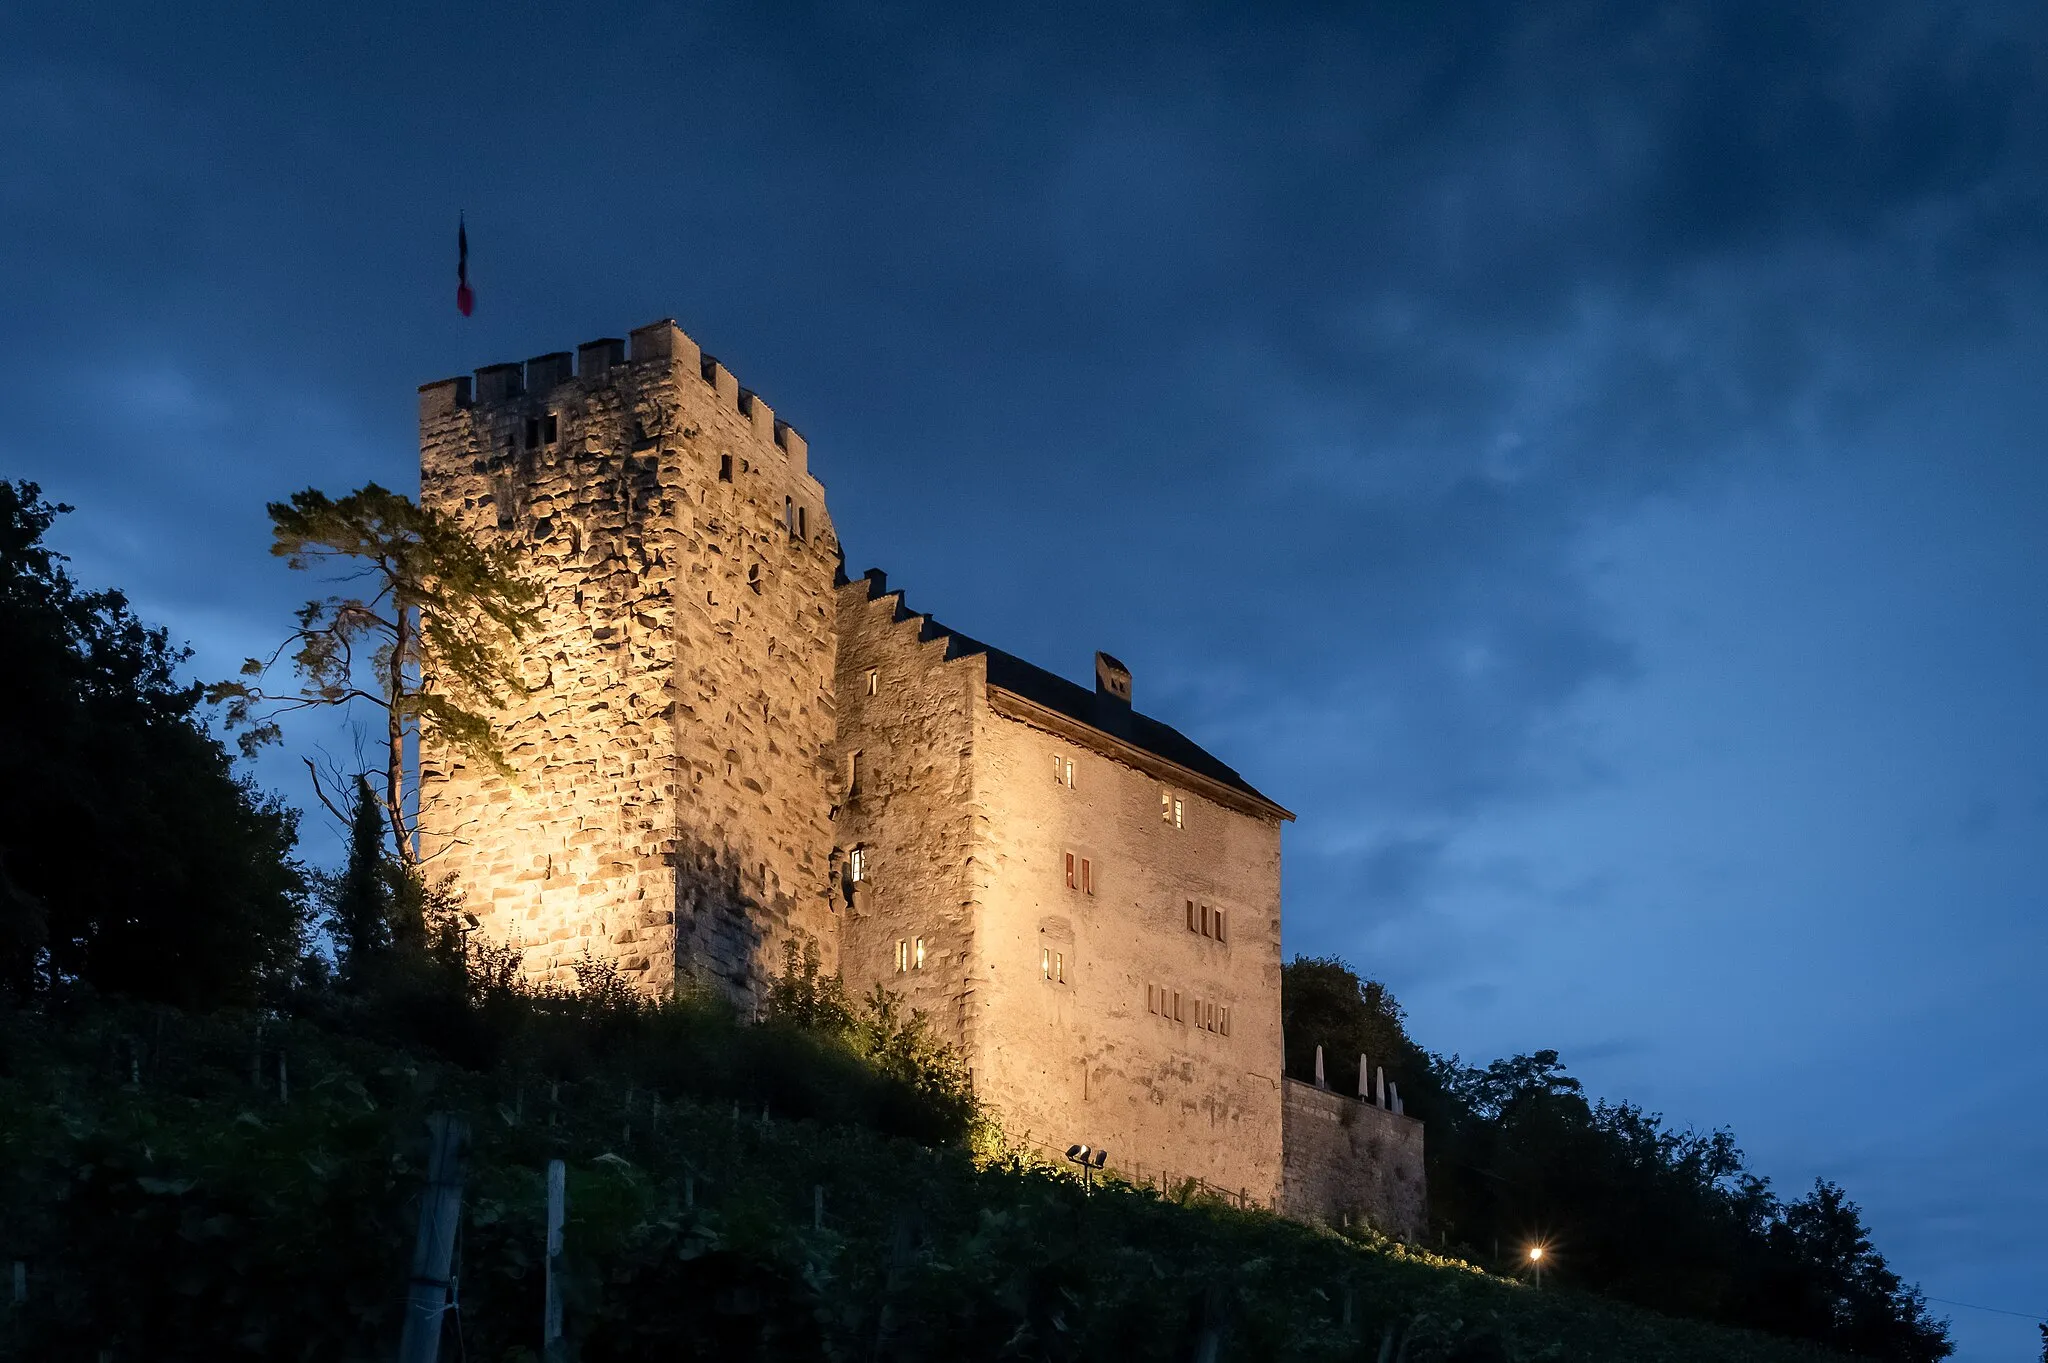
1064, 852, 1094, 895
1146, 984, 1230, 1034
522, 414, 559, 449
1041, 948, 1066, 983
1050, 755, 1186, 833
893, 937, 926, 972
1186, 900, 1226, 944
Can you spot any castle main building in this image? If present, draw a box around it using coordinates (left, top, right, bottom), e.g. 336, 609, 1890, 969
418, 319, 1422, 1227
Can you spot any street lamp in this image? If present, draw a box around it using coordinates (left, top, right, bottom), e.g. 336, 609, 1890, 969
1064, 1143, 1108, 1192
1527, 1244, 1546, 1288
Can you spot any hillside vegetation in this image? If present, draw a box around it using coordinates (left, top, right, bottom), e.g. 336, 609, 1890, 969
2, 992, 1852, 1363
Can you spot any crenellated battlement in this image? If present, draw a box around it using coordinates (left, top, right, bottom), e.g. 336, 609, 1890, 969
417, 318, 811, 479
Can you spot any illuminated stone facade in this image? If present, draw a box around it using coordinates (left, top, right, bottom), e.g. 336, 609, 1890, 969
416, 317, 1423, 1230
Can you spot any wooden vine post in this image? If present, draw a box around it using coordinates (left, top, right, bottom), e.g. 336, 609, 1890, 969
396, 1114, 470, 1363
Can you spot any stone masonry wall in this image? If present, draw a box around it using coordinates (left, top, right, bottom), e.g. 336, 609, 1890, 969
970, 694, 1287, 1205
417, 320, 841, 1006
828, 575, 984, 1043
1279, 1078, 1426, 1239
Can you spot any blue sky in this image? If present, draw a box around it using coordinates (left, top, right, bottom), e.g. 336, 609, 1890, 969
4, 3, 2044, 1353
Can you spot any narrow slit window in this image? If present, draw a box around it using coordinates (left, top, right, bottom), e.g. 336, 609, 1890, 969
1065, 853, 1076, 890
1042, 947, 1052, 979
719, 453, 733, 482
1081, 858, 1093, 895
848, 845, 866, 883
1186, 899, 1195, 932
1147, 984, 1157, 1014
848, 750, 862, 797
914, 937, 926, 969
1161, 790, 1172, 822
866, 668, 878, 696
543, 413, 558, 444
1214, 908, 1226, 943
785, 496, 795, 532
1172, 990, 1182, 1022
1173, 798, 1184, 829
894, 940, 908, 973
1221, 1006, 1230, 1036
524, 417, 541, 450
1200, 904, 1210, 937
1055, 952, 1065, 983
797, 505, 808, 538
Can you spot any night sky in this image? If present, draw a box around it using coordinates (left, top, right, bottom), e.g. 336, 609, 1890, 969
5, 4, 2044, 1353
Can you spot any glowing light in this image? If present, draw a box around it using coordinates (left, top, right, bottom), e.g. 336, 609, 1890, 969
1528, 1246, 1545, 1262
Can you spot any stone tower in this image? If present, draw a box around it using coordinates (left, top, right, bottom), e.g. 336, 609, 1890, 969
416, 320, 842, 1005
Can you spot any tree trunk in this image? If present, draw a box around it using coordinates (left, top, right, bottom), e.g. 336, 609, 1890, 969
387, 601, 414, 867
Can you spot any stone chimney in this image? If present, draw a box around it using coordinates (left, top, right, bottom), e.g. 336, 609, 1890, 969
1094, 651, 1131, 706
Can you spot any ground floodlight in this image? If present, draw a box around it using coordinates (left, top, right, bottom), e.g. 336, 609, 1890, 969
1066, 1144, 1087, 1162
1091, 1148, 1108, 1169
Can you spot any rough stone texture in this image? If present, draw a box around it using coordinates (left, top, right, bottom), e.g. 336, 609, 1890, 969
830, 578, 1289, 1205
1279, 1077, 1427, 1239
417, 321, 841, 1007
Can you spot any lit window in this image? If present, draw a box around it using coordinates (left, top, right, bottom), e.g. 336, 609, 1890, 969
1054, 756, 1073, 788
1055, 952, 1064, 983
1042, 947, 1052, 979
849, 846, 866, 883
866, 668, 878, 696
1161, 791, 1171, 821
1174, 798, 1184, 829
894, 940, 908, 973
914, 936, 926, 969
1066, 853, 1076, 890
1081, 858, 1093, 895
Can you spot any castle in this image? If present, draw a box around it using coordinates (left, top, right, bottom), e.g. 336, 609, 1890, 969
417, 318, 1423, 1233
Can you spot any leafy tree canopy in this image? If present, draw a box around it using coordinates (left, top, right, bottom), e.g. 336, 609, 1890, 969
0, 481, 307, 1005
1281, 955, 1951, 1362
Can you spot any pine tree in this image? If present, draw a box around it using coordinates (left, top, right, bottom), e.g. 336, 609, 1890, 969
327, 775, 389, 984
208, 483, 539, 865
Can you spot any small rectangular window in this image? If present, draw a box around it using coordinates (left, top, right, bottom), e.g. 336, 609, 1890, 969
1042, 947, 1051, 979
1081, 858, 1093, 895
1172, 990, 1182, 1022
1147, 984, 1157, 1014
1066, 853, 1076, 890
1186, 899, 1195, 932
1200, 904, 1210, 937
866, 668, 878, 696
914, 936, 926, 969
524, 418, 541, 450
1214, 908, 1225, 943
894, 940, 908, 973
543, 413, 558, 444
719, 454, 733, 482
1161, 791, 1172, 821
1055, 952, 1064, 983
1174, 798, 1184, 829
1221, 1006, 1230, 1036
797, 505, 808, 538
848, 750, 862, 797
849, 846, 866, 883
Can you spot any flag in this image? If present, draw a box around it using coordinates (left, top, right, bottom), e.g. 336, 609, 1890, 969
456, 214, 474, 317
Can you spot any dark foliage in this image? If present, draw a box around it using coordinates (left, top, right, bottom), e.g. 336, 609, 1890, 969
1282, 957, 1951, 1362
0, 482, 307, 1005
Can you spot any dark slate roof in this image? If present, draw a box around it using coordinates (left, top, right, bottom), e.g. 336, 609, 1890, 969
855, 569, 1285, 814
